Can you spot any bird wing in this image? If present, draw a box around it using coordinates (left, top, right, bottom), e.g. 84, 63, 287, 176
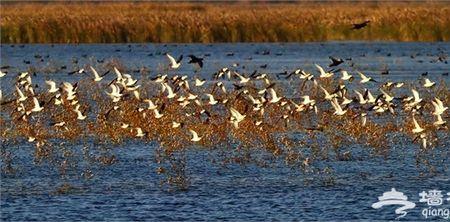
16, 86, 25, 98
33, 97, 40, 107
90, 66, 101, 79
45, 80, 56, 88
177, 54, 183, 63
412, 89, 420, 102
315, 64, 325, 75
358, 71, 367, 80
413, 117, 421, 129
114, 67, 123, 80
189, 129, 198, 139
166, 54, 176, 66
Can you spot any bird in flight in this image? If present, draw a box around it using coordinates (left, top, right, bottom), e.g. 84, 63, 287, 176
166, 53, 183, 69
352, 20, 370, 30
188, 55, 204, 68
329, 56, 344, 67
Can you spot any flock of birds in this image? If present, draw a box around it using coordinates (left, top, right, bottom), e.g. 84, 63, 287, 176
0, 52, 448, 160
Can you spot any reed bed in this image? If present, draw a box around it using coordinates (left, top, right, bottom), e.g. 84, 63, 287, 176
0, 61, 448, 190
1, 2, 450, 43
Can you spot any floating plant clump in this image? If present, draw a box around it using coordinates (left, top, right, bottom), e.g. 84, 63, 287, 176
0, 61, 449, 190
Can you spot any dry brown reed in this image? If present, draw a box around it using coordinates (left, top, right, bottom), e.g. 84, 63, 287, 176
0, 63, 448, 189
1, 2, 450, 43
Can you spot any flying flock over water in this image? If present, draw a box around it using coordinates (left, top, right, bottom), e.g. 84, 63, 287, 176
0, 52, 448, 150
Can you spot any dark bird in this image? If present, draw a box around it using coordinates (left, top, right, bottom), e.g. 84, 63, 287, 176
328, 56, 344, 67
188, 55, 204, 68
352, 20, 370, 30
68, 68, 86, 75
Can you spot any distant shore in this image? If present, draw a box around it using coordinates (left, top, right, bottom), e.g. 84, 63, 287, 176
1, 2, 449, 43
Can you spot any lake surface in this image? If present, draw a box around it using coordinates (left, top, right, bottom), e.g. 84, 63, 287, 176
1, 42, 450, 221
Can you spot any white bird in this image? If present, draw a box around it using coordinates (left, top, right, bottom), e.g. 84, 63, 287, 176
135, 127, 145, 137
63, 82, 77, 101
411, 89, 422, 104
45, 80, 59, 93
268, 88, 282, 103
299, 70, 314, 81
248, 95, 261, 106
230, 107, 246, 128
301, 95, 315, 106
74, 104, 86, 120
341, 70, 353, 81
357, 71, 375, 83
354, 90, 367, 105
54, 93, 62, 105
320, 86, 335, 101
0, 70, 6, 78
133, 90, 140, 100
114, 67, 123, 81
341, 96, 353, 106
366, 90, 376, 104
380, 89, 394, 102
195, 78, 206, 87
205, 94, 218, 105
315, 64, 333, 78
234, 72, 250, 84
166, 53, 182, 69
106, 84, 122, 102
216, 82, 227, 93
163, 83, 176, 99
31, 97, 43, 112
153, 109, 164, 119
172, 121, 181, 128
189, 129, 202, 142
90, 66, 103, 82
423, 78, 435, 88
395, 82, 404, 88
187, 93, 197, 100
52, 121, 66, 127
431, 98, 448, 116
154, 74, 167, 83
433, 114, 446, 127
412, 116, 424, 134
420, 133, 427, 149
330, 98, 346, 116
144, 99, 158, 110
16, 86, 27, 102
361, 113, 367, 126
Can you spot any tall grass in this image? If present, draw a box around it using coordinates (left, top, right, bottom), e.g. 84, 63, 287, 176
1, 2, 450, 43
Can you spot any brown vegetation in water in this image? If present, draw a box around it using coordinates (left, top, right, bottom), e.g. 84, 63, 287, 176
0, 60, 449, 190
1, 2, 450, 43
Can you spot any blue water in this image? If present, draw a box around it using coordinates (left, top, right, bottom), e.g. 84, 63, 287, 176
1, 42, 450, 221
